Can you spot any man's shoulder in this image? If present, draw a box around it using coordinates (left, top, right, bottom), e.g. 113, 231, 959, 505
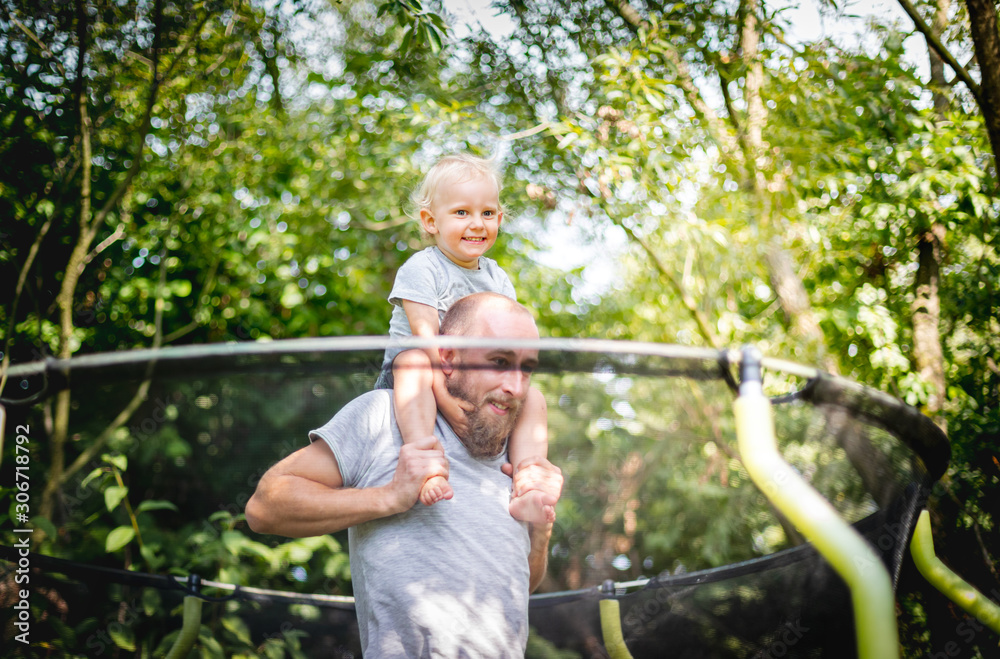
346, 389, 393, 417
318, 390, 393, 437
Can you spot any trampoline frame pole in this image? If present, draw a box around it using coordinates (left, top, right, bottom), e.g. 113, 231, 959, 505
911, 509, 1000, 635
734, 348, 900, 659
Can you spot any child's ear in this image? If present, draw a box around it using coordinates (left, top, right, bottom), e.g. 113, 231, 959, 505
420, 209, 438, 235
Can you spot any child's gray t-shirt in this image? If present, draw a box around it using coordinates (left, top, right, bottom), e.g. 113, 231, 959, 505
376, 246, 516, 387
310, 390, 531, 658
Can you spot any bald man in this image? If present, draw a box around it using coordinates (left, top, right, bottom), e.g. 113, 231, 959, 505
246, 292, 563, 658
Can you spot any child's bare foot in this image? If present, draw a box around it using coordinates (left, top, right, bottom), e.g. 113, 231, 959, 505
419, 475, 453, 506
509, 488, 556, 524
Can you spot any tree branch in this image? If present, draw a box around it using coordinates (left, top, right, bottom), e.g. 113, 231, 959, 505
10, 16, 68, 78
162, 256, 219, 344
895, 0, 982, 104
0, 209, 55, 398
499, 121, 552, 141
614, 218, 721, 348
56, 251, 168, 490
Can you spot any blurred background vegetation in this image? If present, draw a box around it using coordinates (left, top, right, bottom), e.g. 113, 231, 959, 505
1, 0, 998, 656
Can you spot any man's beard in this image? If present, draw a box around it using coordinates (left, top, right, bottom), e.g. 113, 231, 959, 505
446, 371, 523, 458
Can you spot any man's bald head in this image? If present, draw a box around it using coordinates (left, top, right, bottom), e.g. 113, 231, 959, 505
439, 292, 535, 338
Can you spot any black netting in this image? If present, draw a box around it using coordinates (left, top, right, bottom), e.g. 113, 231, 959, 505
1, 339, 948, 657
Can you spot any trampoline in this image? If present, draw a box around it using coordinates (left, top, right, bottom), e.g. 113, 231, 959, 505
0, 336, 991, 657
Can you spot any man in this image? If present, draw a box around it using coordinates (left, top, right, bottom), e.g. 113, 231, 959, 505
246, 292, 564, 658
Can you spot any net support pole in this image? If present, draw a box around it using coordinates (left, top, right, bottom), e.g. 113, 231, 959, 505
599, 600, 635, 659
164, 595, 203, 659
911, 509, 1000, 634
733, 347, 900, 659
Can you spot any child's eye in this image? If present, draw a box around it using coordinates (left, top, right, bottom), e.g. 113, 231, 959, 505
455, 209, 467, 216
483, 210, 495, 217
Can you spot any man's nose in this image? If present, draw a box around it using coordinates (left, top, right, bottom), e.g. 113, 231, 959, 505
501, 367, 527, 397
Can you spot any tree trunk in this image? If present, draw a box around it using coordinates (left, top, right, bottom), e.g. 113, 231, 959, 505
739, 0, 835, 371
965, 0, 1000, 177
912, 225, 947, 424
739, 0, 767, 195
911, 1, 948, 428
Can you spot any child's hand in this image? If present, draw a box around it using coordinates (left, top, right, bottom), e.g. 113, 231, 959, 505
436, 389, 474, 437
431, 367, 474, 436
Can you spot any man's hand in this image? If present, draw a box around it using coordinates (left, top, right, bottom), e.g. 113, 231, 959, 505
389, 436, 450, 513
502, 456, 563, 511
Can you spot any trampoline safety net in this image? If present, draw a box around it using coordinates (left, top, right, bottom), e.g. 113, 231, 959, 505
0, 338, 949, 658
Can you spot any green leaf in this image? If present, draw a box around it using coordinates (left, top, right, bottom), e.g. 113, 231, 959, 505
106, 525, 136, 552
557, 133, 579, 149
423, 23, 442, 54
171, 279, 193, 297
644, 90, 665, 111
136, 499, 179, 515
36, 199, 55, 218
222, 615, 254, 645
31, 515, 59, 539
81, 466, 105, 489
400, 26, 414, 54
102, 453, 128, 471
104, 485, 129, 512
109, 625, 136, 651
140, 543, 163, 570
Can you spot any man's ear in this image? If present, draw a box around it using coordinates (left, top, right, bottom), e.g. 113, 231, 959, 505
439, 347, 456, 376
420, 208, 437, 235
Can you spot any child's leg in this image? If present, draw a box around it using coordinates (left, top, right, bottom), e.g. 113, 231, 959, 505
507, 387, 555, 524
393, 349, 453, 505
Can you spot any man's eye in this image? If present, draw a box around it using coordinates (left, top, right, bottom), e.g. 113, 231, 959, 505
521, 365, 536, 375
492, 358, 509, 368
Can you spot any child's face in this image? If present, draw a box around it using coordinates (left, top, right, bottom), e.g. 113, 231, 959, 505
420, 173, 502, 269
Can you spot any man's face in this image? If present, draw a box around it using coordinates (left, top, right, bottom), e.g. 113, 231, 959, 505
444, 310, 539, 458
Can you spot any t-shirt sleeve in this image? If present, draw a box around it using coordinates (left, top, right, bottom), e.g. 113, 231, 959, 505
308, 391, 392, 488
388, 251, 442, 309
497, 267, 517, 301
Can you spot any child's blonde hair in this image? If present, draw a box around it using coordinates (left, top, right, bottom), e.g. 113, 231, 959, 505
411, 153, 504, 216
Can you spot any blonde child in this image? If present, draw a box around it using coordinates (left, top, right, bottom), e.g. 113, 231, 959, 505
375, 154, 553, 524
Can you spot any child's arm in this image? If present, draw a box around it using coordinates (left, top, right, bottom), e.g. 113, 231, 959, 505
400, 301, 473, 436
401, 300, 440, 342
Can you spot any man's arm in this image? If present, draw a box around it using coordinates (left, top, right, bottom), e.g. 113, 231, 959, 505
503, 456, 564, 592
245, 437, 449, 538
527, 522, 553, 592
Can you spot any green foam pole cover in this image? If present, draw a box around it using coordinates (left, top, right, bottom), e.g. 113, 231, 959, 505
165, 595, 203, 659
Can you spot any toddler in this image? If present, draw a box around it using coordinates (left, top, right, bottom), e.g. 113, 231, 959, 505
376, 153, 553, 524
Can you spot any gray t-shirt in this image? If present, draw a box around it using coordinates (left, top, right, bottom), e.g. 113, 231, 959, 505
376, 247, 517, 387
310, 390, 531, 658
